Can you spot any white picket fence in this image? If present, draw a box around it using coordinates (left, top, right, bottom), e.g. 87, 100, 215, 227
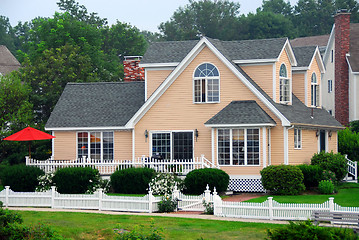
345, 155, 358, 182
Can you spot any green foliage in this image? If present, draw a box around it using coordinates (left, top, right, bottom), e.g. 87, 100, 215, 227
184, 168, 229, 195
297, 164, 323, 188
260, 165, 305, 195
202, 200, 214, 215
0, 165, 44, 192
52, 167, 100, 194
116, 221, 164, 240
110, 168, 156, 194
157, 195, 177, 213
338, 127, 359, 162
266, 220, 358, 240
311, 151, 348, 182
149, 173, 184, 195
321, 170, 337, 184
318, 180, 335, 194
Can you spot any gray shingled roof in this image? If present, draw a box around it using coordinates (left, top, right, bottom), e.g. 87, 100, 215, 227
45, 82, 145, 128
0, 45, 21, 75
348, 23, 359, 72
290, 35, 329, 47
292, 46, 316, 67
141, 37, 287, 64
205, 101, 276, 125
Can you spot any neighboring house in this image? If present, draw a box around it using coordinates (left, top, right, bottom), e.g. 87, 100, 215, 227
45, 36, 342, 192
0, 45, 21, 75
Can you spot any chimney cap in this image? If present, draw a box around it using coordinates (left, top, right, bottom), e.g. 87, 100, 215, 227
124, 56, 143, 61
335, 9, 350, 16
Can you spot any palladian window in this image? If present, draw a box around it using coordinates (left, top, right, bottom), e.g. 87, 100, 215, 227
311, 73, 319, 107
279, 64, 290, 103
193, 63, 220, 103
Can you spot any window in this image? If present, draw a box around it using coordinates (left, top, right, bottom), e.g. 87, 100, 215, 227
218, 128, 259, 166
294, 128, 302, 149
194, 63, 219, 103
331, 50, 334, 63
311, 73, 319, 107
279, 64, 290, 103
328, 79, 333, 93
77, 132, 114, 160
152, 131, 193, 160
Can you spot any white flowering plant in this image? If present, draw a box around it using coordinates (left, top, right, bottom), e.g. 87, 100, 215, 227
36, 172, 54, 192
149, 173, 184, 195
158, 194, 178, 213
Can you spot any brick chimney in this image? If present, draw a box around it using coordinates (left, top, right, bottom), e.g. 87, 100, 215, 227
123, 56, 144, 82
334, 10, 350, 126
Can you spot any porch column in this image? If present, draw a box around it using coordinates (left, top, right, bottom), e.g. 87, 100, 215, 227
211, 128, 215, 165
262, 127, 267, 168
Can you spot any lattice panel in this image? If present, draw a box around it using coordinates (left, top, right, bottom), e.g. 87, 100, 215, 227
228, 178, 265, 192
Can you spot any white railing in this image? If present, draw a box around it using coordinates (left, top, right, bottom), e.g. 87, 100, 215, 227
0, 186, 161, 213
212, 193, 359, 221
26, 155, 218, 175
345, 155, 357, 181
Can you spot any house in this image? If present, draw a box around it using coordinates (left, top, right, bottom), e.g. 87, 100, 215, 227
0, 45, 21, 75
45, 36, 342, 192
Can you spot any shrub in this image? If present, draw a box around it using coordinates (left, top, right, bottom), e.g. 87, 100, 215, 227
202, 200, 214, 215
297, 164, 323, 188
157, 195, 177, 213
149, 173, 184, 195
0, 165, 44, 192
116, 221, 164, 240
311, 151, 348, 182
338, 128, 359, 162
266, 220, 358, 240
184, 168, 229, 195
52, 167, 100, 194
318, 180, 334, 194
261, 165, 305, 195
110, 167, 156, 194
322, 170, 337, 184
36, 172, 54, 192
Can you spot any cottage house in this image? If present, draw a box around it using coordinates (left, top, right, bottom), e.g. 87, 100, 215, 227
45, 36, 342, 192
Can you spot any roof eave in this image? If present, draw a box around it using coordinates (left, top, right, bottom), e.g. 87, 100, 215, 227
45, 126, 133, 131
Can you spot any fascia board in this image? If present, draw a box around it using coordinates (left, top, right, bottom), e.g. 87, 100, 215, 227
45, 126, 132, 131
282, 38, 298, 66
204, 123, 276, 128
139, 62, 179, 68
233, 59, 277, 64
323, 25, 335, 64
292, 67, 309, 71
308, 47, 325, 74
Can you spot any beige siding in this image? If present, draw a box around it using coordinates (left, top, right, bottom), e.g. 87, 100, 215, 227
270, 126, 284, 165
114, 130, 132, 160
307, 57, 321, 107
288, 129, 318, 165
241, 64, 273, 98
146, 69, 172, 99
53, 131, 76, 160
275, 49, 292, 103
328, 131, 338, 153
292, 72, 306, 104
135, 46, 283, 176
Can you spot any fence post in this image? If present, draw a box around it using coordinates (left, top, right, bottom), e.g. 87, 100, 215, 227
98, 188, 103, 211
329, 197, 334, 212
204, 184, 211, 203
5, 186, 10, 207
25, 156, 29, 166
268, 197, 273, 220
51, 186, 56, 208
172, 185, 180, 200
148, 187, 153, 213
213, 187, 222, 216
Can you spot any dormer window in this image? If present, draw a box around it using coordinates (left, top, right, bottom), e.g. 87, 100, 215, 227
311, 73, 319, 107
193, 63, 220, 103
279, 64, 290, 103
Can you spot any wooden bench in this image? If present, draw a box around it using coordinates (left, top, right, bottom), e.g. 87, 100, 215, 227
312, 211, 359, 234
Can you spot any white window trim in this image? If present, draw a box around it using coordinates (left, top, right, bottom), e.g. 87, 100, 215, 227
216, 128, 261, 166
149, 130, 195, 160
294, 128, 302, 150
279, 63, 291, 104
328, 79, 333, 93
311, 73, 319, 107
76, 131, 114, 161
193, 63, 220, 104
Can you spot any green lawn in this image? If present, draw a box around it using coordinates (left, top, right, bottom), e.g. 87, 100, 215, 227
246, 182, 359, 207
19, 211, 281, 240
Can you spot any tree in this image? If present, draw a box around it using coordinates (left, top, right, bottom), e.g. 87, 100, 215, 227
159, 0, 241, 40
335, 0, 359, 22
0, 16, 16, 54
260, 0, 293, 16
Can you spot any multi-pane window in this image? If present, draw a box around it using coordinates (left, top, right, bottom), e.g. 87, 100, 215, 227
194, 63, 219, 103
218, 128, 260, 166
152, 132, 193, 160
311, 73, 319, 107
77, 132, 113, 160
328, 79, 333, 93
294, 128, 302, 149
279, 64, 290, 103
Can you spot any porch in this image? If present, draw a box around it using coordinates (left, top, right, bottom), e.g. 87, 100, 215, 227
25, 155, 218, 176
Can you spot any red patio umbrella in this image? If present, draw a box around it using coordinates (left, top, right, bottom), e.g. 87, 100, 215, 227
3, 126, 55, 158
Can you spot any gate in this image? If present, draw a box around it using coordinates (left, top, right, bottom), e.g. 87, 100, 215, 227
173, 185, 213, 212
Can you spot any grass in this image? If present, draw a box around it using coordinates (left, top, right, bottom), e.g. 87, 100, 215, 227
19, 211, 281, 240
246, 182, 359, 207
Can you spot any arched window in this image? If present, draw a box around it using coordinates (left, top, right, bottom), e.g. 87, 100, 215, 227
279, 64, 290, 103
193, 63, 220, 103
311, 73, 319, 107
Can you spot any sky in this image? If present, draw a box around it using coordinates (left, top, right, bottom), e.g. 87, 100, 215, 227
1, 0, 298, 32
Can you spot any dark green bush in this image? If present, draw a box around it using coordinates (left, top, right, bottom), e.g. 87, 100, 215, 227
0, 165, 44, 192
267, 220, 358, 240
297, 164, 323, 188
261, 165, 305, 195
157, 196, 177, 213
110, 167, 156, 194
184, 168, 229, 195
338, 127, 359, 162
52, 167, 100, 194
318, 180, 334, 194
311, 151, 348, 182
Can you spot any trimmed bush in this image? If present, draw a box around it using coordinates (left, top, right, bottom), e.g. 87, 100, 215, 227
52, 167, 100, 194
110, 167, 156, 194
184, 168, 229, 195
297, 164, 323, 188
338, 127, 359, 162
318, 180, 334, 194
261, 165, 305, 195
311, 151, 348, 182
0, 165, 44, 192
